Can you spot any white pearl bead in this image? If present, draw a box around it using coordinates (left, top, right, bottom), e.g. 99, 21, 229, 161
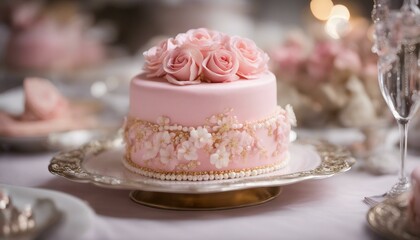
203, 174, 210, 181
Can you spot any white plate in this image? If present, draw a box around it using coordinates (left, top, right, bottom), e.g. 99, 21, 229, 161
49, 138, 355, 194
0, 184, 95, 240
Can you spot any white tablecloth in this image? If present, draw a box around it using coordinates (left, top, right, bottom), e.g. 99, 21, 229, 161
1, 134, 419, 240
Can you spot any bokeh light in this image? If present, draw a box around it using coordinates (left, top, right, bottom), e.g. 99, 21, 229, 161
329, 4, 350, 20
324, 4, 351, 39
310, 0, 334, 21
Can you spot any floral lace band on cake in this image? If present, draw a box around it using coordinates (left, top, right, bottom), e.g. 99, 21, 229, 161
123, 105, 296, 181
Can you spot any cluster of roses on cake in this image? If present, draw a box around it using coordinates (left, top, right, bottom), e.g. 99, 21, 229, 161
143, 28, 269, 85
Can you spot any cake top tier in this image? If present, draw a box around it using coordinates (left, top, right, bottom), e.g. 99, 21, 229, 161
143, 28, 269, 86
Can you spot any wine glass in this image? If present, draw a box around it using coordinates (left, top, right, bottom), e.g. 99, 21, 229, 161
367, 0, 420, 203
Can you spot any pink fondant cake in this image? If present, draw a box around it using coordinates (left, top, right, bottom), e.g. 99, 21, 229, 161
123, 28, 296, 181
408, 166, 420, 235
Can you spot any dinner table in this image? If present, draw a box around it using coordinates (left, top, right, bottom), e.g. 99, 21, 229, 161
0, 128, 419, 240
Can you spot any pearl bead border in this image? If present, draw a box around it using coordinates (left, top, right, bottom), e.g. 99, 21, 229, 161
122, 153, 290, 181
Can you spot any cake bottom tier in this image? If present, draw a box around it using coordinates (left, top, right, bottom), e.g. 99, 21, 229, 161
123, 105, 294, 181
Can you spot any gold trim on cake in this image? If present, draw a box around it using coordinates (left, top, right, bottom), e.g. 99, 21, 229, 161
122, 153, 289, 181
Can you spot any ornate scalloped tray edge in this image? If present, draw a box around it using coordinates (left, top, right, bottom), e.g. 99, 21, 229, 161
48, 137, 355, 193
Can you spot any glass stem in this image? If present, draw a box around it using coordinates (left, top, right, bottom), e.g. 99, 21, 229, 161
397, 120, 408, 183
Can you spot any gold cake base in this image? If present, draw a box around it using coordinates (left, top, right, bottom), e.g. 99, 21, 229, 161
129, 187, 282, 210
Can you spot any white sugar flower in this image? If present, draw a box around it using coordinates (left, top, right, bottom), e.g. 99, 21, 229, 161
285, 104, 297, 126
177, 141, 198, 161
156, 116, 170, 126
210, 147, 230, 169
153, 131, 171, 147
143, 141, 159, 160
189, 127, 213, 148
160, 144, 175, 165
229, 131, 254, 155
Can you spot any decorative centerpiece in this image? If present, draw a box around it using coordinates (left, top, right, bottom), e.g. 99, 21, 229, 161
270, 21, 388, 128
3, 1, 106, 73
123, 28, 296, 181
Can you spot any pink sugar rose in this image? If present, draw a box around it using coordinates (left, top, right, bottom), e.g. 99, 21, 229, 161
163, 46, 203, 85
143, 38, 177, 78
202, 49, 240, 83
178, 28, 226, 55
228, 36, 269, 79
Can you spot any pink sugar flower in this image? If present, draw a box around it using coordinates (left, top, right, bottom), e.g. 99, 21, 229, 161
228, 36, 269, 79
178, 28, 226, 55
202, 49, 240, 83
143, 38, 177, 78
163, 46, 203, 85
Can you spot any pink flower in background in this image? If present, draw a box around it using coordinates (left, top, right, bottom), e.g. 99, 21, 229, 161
228, 36, 269, 79
362, 62, 378, 80
143, 38, 177, 78
202, 49, 240, 83
334, 48, 362, 73
306, 41, 340, 81
271, 39, 307, 76
163, 46, 203, 85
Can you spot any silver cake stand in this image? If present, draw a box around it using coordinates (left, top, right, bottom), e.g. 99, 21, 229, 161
48, 137, 354, 210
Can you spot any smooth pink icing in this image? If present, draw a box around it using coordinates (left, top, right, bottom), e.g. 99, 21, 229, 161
129, 72, 277, 126
125, 71, 292, 175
